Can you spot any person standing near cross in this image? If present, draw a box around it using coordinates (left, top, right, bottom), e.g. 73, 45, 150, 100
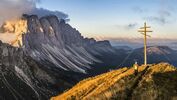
133, 61, 139, 76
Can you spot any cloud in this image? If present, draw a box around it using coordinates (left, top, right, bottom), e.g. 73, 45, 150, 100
126, 23, 138, 29
159, 10, 171, 17
144, 10, 172, 25
0, 0, 35, 24
145, 16, 167, 25
132, 6, 146, 13
0, 0, 69, 25
132, 3, 175, 25
29, 8, 69, 21
116, 23, 138, 30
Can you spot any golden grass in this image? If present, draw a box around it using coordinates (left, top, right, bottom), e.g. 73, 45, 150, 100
51, 65, 147, 100
131, 63, 177, 100
51, 67, 128, 100
51, 63, 177, 100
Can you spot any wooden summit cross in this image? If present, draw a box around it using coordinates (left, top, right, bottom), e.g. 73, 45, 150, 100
138, 22, 153, 66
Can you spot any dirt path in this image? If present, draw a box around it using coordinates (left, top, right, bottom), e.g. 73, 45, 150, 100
125, 65, 150, 100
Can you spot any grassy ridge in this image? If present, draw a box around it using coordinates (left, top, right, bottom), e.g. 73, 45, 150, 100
51, 63, 177, 100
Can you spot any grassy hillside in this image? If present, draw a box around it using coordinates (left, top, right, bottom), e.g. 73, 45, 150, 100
51, 63, 177, 100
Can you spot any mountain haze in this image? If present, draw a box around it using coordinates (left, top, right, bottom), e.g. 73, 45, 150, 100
122, 46, 177, 67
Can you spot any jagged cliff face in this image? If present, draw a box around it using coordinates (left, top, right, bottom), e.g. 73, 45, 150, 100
22, 15, 116, 73
0, 19, 27, 46
0, 14, 117, 73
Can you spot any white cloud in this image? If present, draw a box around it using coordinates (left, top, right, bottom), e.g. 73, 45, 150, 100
0, 0, 68, 25
0, 0, 35, 25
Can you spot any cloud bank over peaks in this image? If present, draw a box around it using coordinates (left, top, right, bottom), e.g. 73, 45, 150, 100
0, 0, 69, 25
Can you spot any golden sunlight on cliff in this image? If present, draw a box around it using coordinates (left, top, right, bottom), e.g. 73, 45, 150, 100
0, 19, 27, 47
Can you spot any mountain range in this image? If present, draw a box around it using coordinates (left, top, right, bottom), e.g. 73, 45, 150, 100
0, 14, 177, 100
0, 14, 125, 99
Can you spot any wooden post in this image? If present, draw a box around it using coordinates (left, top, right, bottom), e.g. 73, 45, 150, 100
144, 22, 147, 65
138, 22, 152, 65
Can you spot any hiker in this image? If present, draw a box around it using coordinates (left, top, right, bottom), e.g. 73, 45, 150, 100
133, 61, 138, 76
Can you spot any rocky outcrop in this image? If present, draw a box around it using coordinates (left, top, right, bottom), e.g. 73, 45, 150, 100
93, 40, 111, 47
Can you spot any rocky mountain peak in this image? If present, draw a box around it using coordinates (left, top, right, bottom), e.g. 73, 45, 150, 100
27, 15, 44, 34
59, 19, 66, 24
147, 46, 174, 55
93, 40, 112, 47
0, 14, 115, 73
0, 14, 112, 49
22, 14, 115, 73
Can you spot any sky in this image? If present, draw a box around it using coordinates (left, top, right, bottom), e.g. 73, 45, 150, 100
36, 0, 177, 40
1, 0, 177, 40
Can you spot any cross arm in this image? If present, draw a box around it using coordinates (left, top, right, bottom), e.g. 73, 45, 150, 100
140, 26, 151, 29
140, 33, 151, 37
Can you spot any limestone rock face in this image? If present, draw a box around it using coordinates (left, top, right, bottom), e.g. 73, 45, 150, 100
40, 17, 55, 35
59, 21, 84, 46
0, 14, 116, 74
27, 15, 43, 34
22, 14, 114, 73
